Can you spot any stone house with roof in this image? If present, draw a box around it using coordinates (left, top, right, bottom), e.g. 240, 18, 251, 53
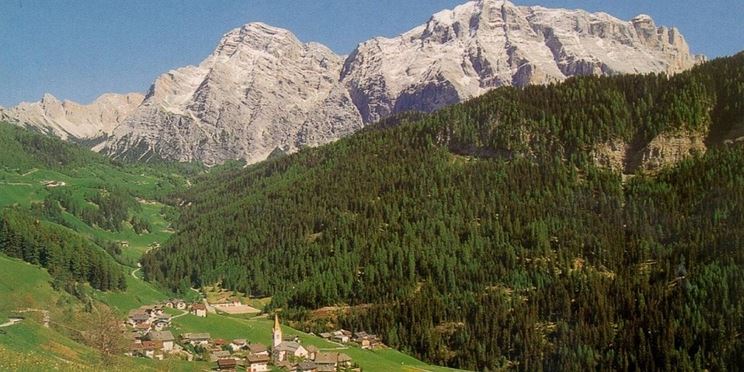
247, 353, 270, 372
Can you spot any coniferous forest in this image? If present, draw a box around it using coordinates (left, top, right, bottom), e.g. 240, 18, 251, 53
143, 54, 744, 370
0, 209, 127, 291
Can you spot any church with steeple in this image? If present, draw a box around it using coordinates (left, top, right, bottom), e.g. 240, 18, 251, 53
272, 313, 283, 348
271, 313, 309, 362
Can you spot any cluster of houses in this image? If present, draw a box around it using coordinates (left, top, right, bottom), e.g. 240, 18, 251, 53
319, 330, 383, 350
125, 304, 180, 360
182, 333, 272, 371
126, 330, 177, 360
124, 301, 207, 360
161, 298, 208, 317
126, 305, 173, 334
123, 303, 362, 371
126, 301, 208, 332
269, 315, 356, 372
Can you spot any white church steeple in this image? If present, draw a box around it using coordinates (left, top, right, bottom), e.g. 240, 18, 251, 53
273, 313, 283, 348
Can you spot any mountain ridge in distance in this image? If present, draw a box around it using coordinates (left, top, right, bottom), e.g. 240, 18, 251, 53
1, 0, 704, 165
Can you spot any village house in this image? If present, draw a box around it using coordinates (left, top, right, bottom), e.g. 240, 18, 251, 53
353, 331, 381, 349
163, 298, 187, 310
229, 338, 247, 351
248, 343, 269, 356
129, 340, 163, 360
181, 332, 211, 346
331, 330, 351, 343
217, 358, 238, 371
190, 303, 208, 317
153, 314, 172, 331
210, 350, 231, 362
139, 305, 164, 318
296, 361, 318, 372
126, 342, 145, 358
134, 322, 151, 334
246, 353, 271, 372
274, 341, 309, 362
314, 352, 352, 371
127, 310, 150, 327
145, 331, 175, 352
305, 344, 319, 360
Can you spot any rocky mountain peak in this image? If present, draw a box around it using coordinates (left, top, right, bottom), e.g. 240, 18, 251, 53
104, 21, 360, 165
3, 1, 703, 166
341, 1, 701, 123
40, 93, 60, 105
212, 22, 303, 58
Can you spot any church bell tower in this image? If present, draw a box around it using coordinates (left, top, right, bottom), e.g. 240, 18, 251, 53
273, 313, 283, 348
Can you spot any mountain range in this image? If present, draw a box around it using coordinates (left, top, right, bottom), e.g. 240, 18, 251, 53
0, 0, 703, 165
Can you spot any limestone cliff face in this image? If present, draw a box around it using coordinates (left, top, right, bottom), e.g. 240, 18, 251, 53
591, 139, 631, 173
591, 129, 708, 174
0, 93, 144, 141
3, 0, 701, 165
341, 0, 700, 123
103, 23, 363, 165
634, 130, 708, 173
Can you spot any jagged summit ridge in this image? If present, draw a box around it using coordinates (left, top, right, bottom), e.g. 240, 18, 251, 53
0, 93, 144, 141
340, 0, 701, 123
3, 1, 701, 165
104, 22, 362, 165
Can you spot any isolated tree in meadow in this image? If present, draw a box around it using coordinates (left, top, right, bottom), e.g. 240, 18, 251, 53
79, 303, 128, 365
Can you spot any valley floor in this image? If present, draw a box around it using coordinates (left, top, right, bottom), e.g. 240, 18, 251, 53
0, 252, 460, 371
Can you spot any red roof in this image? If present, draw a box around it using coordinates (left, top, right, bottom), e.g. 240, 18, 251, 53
192, 303, 207, 310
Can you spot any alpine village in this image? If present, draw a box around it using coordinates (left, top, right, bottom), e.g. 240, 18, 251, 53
0, 0, 742, 371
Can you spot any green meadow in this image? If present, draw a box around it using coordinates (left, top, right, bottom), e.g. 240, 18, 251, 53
0, 163, 183, 267
170, 312, 460, 371
0, 122, 461, 371
0, 255, 205, 371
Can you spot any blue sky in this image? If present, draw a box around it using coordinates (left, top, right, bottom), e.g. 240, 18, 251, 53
0, 0, 741, 107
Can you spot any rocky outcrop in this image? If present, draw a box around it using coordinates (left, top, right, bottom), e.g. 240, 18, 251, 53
634, 130, 707, 173
591, 139, 631, 173
591, 129, 708, 174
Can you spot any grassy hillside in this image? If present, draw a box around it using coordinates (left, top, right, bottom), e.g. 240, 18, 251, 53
0, 122, 452, 371
0, 252, 451, 371
0, 121, 195, 300
0, 255, 201, 371
144, 54, 744, 370
0, 122, 194, 369
0, 122, 188, 268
